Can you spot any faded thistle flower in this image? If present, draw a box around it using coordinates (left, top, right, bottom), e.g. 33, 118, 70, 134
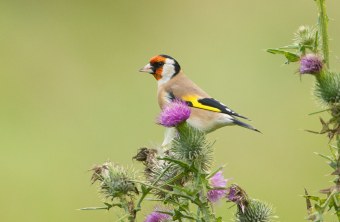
158, 99, 191, 127
134, 147, 182, 197
133, 147, 158, 167
145, 207, 172, 222
207, 171, 228, 203
299, 54, 323, 75
227, 184, 249, 213
91, 162, 138, 200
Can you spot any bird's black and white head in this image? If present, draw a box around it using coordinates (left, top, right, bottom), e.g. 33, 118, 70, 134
139, 54, 181, 85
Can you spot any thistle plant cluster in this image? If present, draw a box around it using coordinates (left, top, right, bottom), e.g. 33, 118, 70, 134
268, 0, 340, 221
82, 99, 276, 221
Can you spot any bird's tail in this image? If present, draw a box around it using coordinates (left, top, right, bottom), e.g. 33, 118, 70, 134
232, 118, 261, 133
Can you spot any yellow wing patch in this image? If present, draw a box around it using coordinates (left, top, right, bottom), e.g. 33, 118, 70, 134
182, 95, 221, 113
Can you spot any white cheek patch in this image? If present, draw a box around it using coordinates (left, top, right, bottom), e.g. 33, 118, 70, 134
158, 58, 175, 86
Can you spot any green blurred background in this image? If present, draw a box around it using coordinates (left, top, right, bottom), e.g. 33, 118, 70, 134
1, 0, 340, 221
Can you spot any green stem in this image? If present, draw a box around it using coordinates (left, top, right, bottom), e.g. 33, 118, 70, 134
134, 165, 172, 213
320, 190, 337, 213
157, 210, 196, 220
196, 207, 201, 220
152, 164, 173, 186
194, 172, 212, 222
134, 190, 148, 213
114, 214, 129, 222
131, 180, 196, 201
337, 135, 340, 186
316, 0, 330, 68
163, 171, 186, 186
120, 197, 135, 222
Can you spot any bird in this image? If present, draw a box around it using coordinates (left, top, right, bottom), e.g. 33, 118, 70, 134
139, 54, 260, 145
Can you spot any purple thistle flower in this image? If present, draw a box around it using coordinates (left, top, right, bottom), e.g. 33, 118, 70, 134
299, 54, 323, 75
158, 99, 191, 127
207, 171, 228, 203
144, 208, 171, 222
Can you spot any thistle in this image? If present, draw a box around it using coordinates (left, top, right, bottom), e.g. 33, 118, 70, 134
88, 162, 138, 221
314, 71, 340, 105
158, 99, 191, 127
235, 199, 276, 222
144, 207, 172, 222
299, 54, 323, 75
294, 25, 318, 53
90, 162, 138, 200
171, 123, 213, 172
267, 0, 340, 220
207, 171, 228, 203
85, 120, 275, 222
134, 147, 183, 197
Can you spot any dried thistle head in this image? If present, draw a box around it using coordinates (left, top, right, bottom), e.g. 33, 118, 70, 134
134, 147, 182, 197
133, 147, 158, 169
146, 156, 183, 198
91, 164, 109, 184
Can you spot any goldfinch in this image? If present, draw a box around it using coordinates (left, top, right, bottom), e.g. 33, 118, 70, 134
139, 54, 259, 144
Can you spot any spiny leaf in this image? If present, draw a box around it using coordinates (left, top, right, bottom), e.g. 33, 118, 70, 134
313, 31, 319, 52
308, 108, 331, 115
314, 152, 333, 162
333, 194, 340, 207
159, 157, 192, 171
303, 195, 321, 202
79, 206, 110, 211
207, 165, 225, 179
267, 48, 300, 63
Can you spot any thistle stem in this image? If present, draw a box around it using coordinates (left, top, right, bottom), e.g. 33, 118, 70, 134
315, 0, 330, 68
320, 190, 337, 214
131, 180, 196, 201
134, 165, 172, 213
336, 135, 340, 186
194, 172, 212, 222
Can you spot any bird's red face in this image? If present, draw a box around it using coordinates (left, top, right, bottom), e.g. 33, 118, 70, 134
139, 54, 181, 83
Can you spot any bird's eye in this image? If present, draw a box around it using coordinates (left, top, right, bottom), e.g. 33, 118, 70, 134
154, 62, 163, 67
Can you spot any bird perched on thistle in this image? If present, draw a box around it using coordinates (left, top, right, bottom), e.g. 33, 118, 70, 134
139, 54, 259, 145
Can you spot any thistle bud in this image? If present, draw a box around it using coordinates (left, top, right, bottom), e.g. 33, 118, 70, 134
294, 25, 316, 48
235, 199, 277, 222
90, 162, 137, 199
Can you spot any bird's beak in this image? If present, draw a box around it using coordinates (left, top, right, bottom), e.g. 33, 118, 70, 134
139, 63, 153, 74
